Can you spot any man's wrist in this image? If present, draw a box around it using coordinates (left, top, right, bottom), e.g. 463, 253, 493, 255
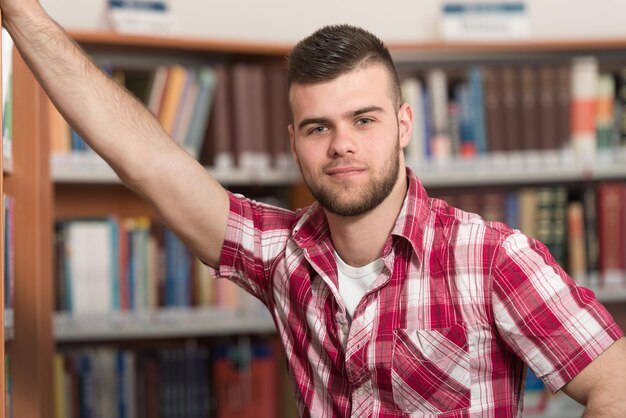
2, 2, 49, 41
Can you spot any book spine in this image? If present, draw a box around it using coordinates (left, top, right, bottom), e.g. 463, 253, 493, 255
427, 69, 452, 163
595, 73, 616, 151
570, 56, 599, 166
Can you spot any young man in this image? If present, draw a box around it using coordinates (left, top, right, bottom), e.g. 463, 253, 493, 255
3, 1, 626, 416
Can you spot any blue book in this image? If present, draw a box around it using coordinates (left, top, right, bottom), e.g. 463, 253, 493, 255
78, 353, 94, 418
109, 218, 121, 310
116, 350, 127, 418
469, 67, 487, 154
456, 84, 475, 154
183, 67, 217, 159
421, 86, 433, 159
504, 192, 520, 230
127, 226, 135, 311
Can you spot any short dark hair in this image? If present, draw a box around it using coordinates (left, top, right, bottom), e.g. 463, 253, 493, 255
287, 24, 401, 108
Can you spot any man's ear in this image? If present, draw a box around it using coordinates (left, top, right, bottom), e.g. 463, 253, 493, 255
288, 124, 298, 163
397, 102, 413, 150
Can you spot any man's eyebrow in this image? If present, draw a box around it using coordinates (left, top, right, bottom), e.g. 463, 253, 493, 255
297, 106, 385, 131
298, 117, 330, 131
351, 106, 384, 117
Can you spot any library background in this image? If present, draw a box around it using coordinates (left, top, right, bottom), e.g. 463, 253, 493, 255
2, 0, 626, 417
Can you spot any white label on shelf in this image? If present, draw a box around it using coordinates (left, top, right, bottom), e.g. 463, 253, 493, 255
440, 2, 530, 41
107, 0, 177, 34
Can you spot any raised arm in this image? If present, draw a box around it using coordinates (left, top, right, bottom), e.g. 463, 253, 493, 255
1, 1, 230, 267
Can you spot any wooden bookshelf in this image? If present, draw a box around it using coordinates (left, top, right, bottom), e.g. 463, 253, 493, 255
0, 28, 622, 417
0, 15, 6, 416
68, 31, 626, 58
68, 30, 292, 56
54, 308, 275, 342
3, 50, 54, 417
50, 153, 301, 186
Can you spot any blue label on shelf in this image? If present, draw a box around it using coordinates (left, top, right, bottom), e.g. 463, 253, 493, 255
443, 2, 525, 14
109, 0, 168, 12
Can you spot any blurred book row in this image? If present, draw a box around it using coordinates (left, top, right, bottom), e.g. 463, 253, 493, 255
401, 56, 626, 168
54, 339, 294, 418
46, 55, 626, 176
437, 181, 626, 293
50, 61, 294, 173
54, 215, 266, 317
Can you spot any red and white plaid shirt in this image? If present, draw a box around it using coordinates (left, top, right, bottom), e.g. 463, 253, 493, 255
218, 168, 623, 417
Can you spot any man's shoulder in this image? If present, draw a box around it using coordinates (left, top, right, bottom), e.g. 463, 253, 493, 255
427, 196, 518, 244
227, 191, 299, 229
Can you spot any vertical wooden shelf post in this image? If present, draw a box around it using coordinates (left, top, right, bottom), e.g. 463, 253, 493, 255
4, 49, 54, 418
0, 11, 6, 415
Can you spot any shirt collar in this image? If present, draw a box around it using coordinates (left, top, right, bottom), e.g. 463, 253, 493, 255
292, 167, 430, 263
388, 167, 430, 263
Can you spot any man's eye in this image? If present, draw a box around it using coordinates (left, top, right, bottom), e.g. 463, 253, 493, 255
356, 117, 373, 125
309, 126, 328, 134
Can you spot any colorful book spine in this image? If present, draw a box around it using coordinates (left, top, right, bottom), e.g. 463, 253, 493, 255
570, 56, 599, 166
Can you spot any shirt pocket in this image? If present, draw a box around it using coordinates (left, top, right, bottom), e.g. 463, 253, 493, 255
391, 323, 470, 415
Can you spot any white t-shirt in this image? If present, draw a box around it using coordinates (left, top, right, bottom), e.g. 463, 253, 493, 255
335, 251, 384, 321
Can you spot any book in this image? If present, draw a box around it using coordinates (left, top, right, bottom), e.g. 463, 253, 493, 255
520, 66, 540, 153
583, 187, 599, 282
518, 188, 539, 239
266, 63, 293, 169
595, 73, 616, 151
567, 201, 587, 285
147, 65, 170, 117
535, 187, 568, 268
483, 67, 505, 155
596, 182, 625, 290
206, 64, 236, 169
501, 66, 522, 154
2, 28, 14, 164
556, 65, 572, 150
538, 65, 559, 151
427, 69, 452, 163
617, 67, 626, 147
570, 56, 599, 166
63, 219, 117, 315
157, 65, 189, 135
456, 83, 476, 158
468, 67, 487, 155
183, 66, 217, 160
170, 67, 199, 145
4, 195, 14, 309
49, 105, 72, 154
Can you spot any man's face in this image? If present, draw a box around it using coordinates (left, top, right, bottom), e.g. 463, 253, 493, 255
288, 64, 412, 217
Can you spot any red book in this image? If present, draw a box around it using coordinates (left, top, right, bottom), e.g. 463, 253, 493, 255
538, 65, 559, 151
596, 182, 626, 289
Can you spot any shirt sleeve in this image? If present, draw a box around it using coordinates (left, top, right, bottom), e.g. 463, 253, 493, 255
491, 231, 624, 393
217, 192, 296, 306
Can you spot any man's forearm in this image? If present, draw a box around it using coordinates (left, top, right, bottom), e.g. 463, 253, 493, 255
3, 5, 175, 186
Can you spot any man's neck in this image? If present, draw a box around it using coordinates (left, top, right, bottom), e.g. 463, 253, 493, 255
326, 171, 408, 267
